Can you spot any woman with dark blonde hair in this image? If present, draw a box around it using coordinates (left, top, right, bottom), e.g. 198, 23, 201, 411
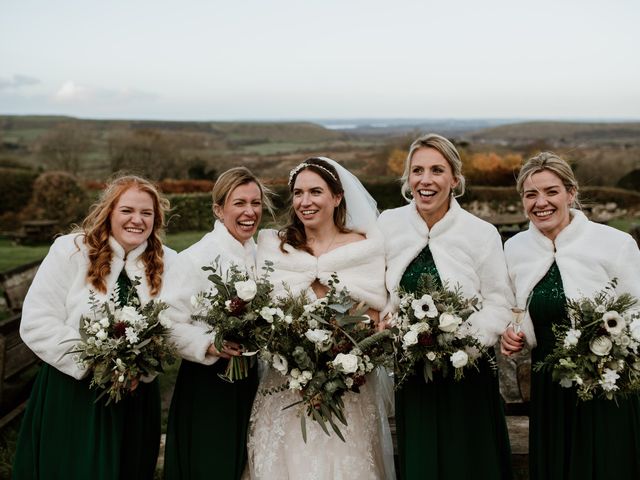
246, 157, 395, 479
378, 133, 513, 479
501, 152, 640, 479
162, 167, 273, 480
13, 175, 175, 479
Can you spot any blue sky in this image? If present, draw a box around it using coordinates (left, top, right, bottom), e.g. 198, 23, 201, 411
1, 0, 639, 120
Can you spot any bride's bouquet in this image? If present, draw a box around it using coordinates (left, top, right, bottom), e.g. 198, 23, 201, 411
71, 279, 176, 404
534, 279, 640, 401
260, 274, 393, 442
392, 274, 486, 387
191, 259, 280, 382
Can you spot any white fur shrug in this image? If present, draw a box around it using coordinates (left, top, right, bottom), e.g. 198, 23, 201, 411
162, 221, 257, 364
20, 234, 176, 380
377, 199, 514, 347
256, 227, 387, 311
504, 209, 640, 347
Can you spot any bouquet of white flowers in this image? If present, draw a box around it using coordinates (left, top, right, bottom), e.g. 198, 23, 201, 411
192, 259, 280, 382
534, 278, 640, 401
70, 279, 176, 404
259, 274, 393, 442
392, 274, 487, 388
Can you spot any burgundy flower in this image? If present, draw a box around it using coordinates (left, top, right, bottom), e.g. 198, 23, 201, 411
113, 321, 127, 338
353, 375, 366, 387
229, 297, 246, 316
418, 332, 435, 347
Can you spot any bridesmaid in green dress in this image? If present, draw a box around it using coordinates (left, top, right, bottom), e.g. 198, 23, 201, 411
161, 167, 272, 480
501, 152, 640, 479
378, 133, 514, 479
13, 175, 174, 479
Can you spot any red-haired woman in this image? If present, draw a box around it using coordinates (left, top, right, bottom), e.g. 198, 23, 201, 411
13, 175, 175, 480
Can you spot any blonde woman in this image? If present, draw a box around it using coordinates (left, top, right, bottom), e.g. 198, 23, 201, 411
378, 134, 513, 479
501, 152, 640, 479
162, 167, 273, 480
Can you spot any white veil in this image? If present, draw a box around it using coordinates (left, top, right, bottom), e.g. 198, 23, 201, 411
316, 157, 379, 232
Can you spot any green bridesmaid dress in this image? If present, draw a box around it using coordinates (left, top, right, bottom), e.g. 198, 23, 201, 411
395, 245, 513, 480
13, 270, 161, 480
529, 262, 640, 479
163, 355, 258, 479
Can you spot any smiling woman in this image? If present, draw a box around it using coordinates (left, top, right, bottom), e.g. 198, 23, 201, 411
161, 166, 274, 480
12, 174, 176, 480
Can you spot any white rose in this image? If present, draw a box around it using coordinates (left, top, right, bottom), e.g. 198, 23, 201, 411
290, 368, 301, 379
402, 330, 419, 349
589, 336, 613, 356
158, 310, 172, 328
450, 350, 469, 368
438, 313, 462, 333
301, 370, 313, 381
234, 279, 257, 301
260, 306, 277, 323
289, 379, 301, 390
426, 351, 437, 361
559, 377, 574, 388
96, 329, 108, 340
305, 329, 331, 344
284, 315, 293, 324
333, 353, 359, 374
272, 354, 288, 375
120, 305, 143, 325
99, 317, 110, 328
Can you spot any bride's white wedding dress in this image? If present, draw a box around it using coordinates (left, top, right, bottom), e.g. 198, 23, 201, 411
244, 228, 395, 480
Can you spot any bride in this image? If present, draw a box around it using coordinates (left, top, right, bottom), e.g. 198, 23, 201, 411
245, 158, 395, 479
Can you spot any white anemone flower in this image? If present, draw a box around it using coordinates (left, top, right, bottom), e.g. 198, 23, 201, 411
602, 311, 625, 336
411, 294, 438, 320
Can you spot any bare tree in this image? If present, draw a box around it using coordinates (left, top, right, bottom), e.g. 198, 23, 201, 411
108, 129, 182, 180
38, 123, 90, 175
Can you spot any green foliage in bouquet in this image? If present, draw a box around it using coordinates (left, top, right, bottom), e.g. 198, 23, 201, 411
534, 278, 640, 401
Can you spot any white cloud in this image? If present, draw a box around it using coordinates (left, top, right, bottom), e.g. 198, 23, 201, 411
52, 81, 157, 104
0, 74, 40, 90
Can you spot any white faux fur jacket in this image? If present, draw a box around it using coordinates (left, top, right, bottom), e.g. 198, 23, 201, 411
504, 209, 640, 347
162, 220, 257, 364
256, 227, 387, 311
377, 199, 514, 347
20, 233, 176, 380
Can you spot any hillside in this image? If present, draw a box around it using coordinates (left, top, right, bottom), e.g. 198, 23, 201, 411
467, 121, 640, 146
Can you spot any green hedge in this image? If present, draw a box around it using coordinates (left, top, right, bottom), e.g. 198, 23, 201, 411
166, 193, 215, 232
0, 168, 38, 216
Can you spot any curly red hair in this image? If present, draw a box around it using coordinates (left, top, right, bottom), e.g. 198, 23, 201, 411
78, 175, 170, 296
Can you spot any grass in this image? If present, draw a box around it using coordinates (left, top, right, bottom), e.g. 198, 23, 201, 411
608, 216, 639, 233
0, 239, 50, 273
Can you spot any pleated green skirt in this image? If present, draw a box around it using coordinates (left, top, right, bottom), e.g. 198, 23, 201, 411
163, 359, 258, 480
395, 360, 513, 480
529, 262, 640, 480
12, 363, 161, 480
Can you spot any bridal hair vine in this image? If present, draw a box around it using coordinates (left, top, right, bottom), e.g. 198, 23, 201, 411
288, 162, 338, 187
